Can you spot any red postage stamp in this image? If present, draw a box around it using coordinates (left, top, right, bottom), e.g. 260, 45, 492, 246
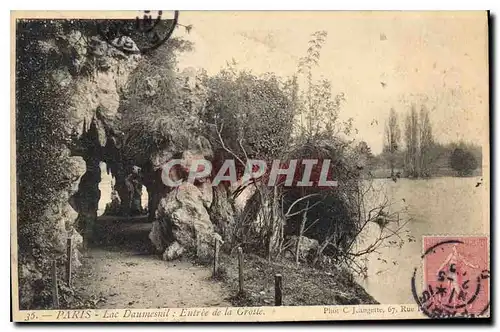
415, 236, 490, 318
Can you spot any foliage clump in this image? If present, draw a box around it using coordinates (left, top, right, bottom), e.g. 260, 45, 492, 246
449, 147, 478, 176
119, 39, 210, 167
204, 67, 295, 160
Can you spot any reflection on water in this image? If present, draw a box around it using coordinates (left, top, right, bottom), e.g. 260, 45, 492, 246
357, 177, 487, 304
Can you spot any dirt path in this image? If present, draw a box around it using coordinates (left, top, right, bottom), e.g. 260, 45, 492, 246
74, 216, 231, 309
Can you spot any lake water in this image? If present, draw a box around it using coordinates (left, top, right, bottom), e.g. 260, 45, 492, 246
357, 177, 489, 304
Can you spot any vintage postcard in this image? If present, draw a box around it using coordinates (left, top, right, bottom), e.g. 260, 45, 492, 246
11, 10, 490, 322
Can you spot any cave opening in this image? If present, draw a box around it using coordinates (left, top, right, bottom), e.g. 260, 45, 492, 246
97, 162, 149, 218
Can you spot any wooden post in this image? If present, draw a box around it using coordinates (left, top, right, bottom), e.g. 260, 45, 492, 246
51, 260, 59, 309
66, 238, 72, 287
275, 274, 282, 306
237, 247, 244, 294
213, 238, 219, 277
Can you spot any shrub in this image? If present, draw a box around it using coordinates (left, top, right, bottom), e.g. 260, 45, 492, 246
449, 148, 478, 176
204, 68, 296, 162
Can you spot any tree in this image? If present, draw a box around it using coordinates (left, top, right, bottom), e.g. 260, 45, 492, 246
116, 39, 202, 221
404, 105, 419, 177
204, 67, 297, 257
419, 105, 434, 177
383, 108, 401, 177
355, 141, 374, 169
296, 31, 350, 142
449, 148, 478, 176
205, 69, 295, 162
120, 38, 203, 171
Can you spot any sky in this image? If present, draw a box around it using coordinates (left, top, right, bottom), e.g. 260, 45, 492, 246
173, 11, 489, 154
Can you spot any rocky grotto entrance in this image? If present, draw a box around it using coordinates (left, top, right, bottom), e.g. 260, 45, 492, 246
68, 109, 161, 248
66, 101, 223, 262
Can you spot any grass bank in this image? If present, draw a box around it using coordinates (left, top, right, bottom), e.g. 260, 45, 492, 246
212, 253, 378, 307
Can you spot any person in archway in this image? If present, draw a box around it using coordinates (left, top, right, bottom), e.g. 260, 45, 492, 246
124, 165, 144, 216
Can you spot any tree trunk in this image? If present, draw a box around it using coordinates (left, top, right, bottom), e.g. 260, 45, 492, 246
295, 200, 309, 266
267, 185, 283, 260
208, 184, 235, 247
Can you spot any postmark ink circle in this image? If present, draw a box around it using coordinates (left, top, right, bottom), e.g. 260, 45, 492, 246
97, 10, 179, 55
411, 237, 490, 319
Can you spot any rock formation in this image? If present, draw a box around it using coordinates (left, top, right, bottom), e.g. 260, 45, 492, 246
285, 236, 320, 262
152, 182, 219, 261
148, 148, 222, 261
17, 21, 141, 308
